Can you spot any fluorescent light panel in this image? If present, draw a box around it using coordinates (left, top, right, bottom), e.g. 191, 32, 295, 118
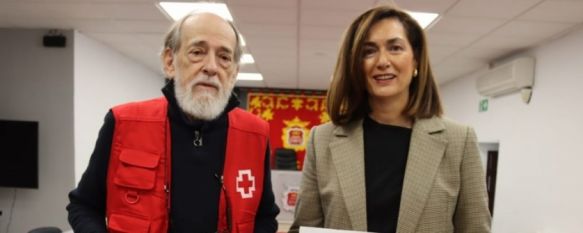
159, 2, 233, 21
407, 11, 439, 29
241, 54, 254, 64
237, 73, 263, 81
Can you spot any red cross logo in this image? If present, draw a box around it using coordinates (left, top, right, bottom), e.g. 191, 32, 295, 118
236, 169, 255, 199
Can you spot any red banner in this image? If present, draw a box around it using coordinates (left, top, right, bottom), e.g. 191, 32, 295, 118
247, 92, 329, 170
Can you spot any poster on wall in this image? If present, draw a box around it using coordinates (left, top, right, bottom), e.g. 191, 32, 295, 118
247, 92, 329, 170
271, 170, 302, 223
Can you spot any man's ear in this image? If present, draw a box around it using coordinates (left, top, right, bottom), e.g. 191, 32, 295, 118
162, 48, 176, 78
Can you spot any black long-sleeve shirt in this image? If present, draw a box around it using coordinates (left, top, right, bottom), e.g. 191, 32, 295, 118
67, 81, 279, 233
363, 116, 412, 233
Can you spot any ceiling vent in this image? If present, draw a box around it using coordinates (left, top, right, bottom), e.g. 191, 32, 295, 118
477, 57, 535, 97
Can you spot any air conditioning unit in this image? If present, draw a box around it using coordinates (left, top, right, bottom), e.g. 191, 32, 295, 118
476, 57, 535, 97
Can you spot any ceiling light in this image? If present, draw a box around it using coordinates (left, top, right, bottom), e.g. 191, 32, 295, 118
240, 35, 246, 47
237, 73, 263, 81
241, 54, 254, 64
407, 11, 439, 29
158, 2, 233, 21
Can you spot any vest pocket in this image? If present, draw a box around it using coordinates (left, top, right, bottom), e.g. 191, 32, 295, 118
114, 149, 160, 190
108, 213, 151, 233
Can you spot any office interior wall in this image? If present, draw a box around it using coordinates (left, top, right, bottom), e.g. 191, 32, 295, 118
440, 26, 583, 233
0, 28, 163, 233
73, 31, 162, 184
0, 28, 74, 233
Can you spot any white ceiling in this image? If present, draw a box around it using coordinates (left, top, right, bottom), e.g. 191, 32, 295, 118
1, 0, 582, 90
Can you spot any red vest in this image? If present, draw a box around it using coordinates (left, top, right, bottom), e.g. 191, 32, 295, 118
105, 97, 269, 233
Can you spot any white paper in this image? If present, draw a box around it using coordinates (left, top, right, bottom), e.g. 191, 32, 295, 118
299, 226, 372, 233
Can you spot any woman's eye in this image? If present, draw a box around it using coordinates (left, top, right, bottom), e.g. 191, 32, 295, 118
362, 48, 376, 57
389, 45, 404, 52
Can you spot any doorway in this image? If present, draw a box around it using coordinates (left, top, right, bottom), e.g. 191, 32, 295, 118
486, 150, 498, 215
479, 142, 499, 216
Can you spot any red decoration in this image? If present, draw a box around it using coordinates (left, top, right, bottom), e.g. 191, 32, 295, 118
247, 92, 329, 170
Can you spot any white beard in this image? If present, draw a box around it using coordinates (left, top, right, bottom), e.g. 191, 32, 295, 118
174, 73, 235, 121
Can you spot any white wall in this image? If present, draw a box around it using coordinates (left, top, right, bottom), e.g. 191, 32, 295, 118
0, 29, 75, 233
440, 26, 583, 233
0, 28, 163, 233
73, 31, 162, 184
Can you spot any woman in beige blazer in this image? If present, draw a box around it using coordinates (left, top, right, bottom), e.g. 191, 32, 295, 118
289, 5, 491, 233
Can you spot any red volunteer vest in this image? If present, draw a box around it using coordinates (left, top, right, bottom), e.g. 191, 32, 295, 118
106, 97, 269, 233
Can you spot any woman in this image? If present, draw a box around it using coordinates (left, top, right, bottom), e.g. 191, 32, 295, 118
289, 5, 491, 233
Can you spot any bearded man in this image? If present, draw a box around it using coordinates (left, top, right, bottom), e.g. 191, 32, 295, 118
67, 12, 279, 233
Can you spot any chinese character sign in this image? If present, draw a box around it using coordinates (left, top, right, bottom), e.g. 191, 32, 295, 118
247, 92, 329, 170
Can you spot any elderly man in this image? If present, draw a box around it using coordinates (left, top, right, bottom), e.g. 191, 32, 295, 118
67, 12, 279, 233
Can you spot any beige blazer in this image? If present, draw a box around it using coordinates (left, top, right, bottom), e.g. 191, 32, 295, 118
289, 117, 491, 233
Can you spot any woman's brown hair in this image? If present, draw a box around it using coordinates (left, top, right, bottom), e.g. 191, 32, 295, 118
327, 5, 443, 125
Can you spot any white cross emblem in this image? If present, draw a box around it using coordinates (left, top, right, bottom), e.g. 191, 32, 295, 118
236, 169, 256, 199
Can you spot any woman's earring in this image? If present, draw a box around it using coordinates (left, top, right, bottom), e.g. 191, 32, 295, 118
413, 69, 418, 77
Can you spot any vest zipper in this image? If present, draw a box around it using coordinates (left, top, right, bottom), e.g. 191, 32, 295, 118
216, 174, 232, 233
222, 175, 232, 232
164, 119, 172, 230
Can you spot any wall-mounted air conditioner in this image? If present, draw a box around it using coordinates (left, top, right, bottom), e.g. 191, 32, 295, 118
476, 57, 535, 97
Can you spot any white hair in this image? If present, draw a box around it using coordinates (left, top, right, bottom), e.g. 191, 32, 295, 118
174, 73, 236, 121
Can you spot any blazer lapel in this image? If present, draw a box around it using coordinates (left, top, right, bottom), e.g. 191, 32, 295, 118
329, 119, 368, 231
397, 117, 447, 233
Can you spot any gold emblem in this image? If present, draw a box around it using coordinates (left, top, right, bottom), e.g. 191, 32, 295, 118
281, 117, 310, 151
